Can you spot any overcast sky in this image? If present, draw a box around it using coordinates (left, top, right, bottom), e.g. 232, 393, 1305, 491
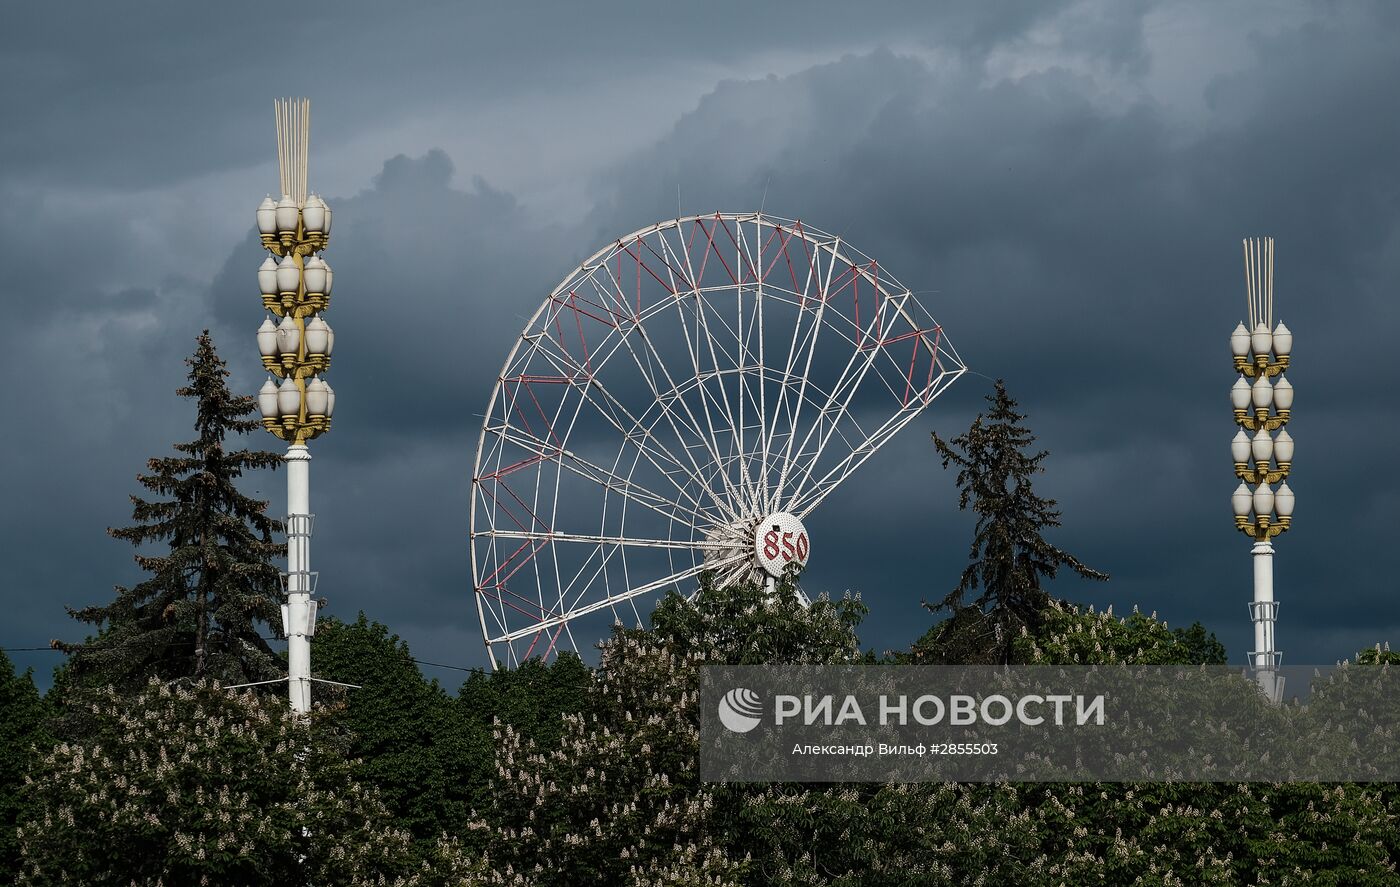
4, 1, 1399, 687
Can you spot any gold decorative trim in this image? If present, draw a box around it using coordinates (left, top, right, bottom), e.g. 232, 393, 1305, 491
258, 212, 333, 444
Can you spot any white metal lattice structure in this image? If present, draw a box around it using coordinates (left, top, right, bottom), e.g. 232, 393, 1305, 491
471, 213, 966, 667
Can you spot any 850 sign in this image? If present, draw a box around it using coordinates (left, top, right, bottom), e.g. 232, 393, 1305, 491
753, 511, 811, 578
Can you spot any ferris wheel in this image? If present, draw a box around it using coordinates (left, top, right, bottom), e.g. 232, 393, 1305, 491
471, 213, 965, 667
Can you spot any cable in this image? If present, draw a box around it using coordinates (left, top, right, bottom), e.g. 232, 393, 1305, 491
1, 642, 496, 679
408, 658, 490, 675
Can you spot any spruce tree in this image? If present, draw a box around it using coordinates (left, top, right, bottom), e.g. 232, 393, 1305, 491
0, 650, 50, 881
57, 331, 285, 691
924, 380, 1106, 662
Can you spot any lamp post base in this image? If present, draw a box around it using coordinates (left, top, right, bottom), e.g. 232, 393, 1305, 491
1248, 539, 1282, 703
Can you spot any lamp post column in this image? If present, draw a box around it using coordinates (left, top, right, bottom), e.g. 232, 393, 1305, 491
1250, 540, 1273, 663
1229, 236, 1293, 704
253, 97, 336, 716
286, 445, 312, 713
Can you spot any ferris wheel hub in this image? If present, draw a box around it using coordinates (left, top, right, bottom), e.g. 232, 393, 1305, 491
754, 511, 810, 578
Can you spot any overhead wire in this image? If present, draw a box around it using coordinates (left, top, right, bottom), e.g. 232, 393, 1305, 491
1, 640, 499, 679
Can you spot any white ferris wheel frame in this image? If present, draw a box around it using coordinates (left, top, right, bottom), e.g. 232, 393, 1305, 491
471, 212, 966, 667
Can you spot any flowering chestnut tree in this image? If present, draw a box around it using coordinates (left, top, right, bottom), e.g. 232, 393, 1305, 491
469, 573, 864, 886
17, 679, 437, 886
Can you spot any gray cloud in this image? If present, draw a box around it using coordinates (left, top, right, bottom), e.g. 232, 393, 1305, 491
5, 1, 1400, 686
0, 2, 1081, 191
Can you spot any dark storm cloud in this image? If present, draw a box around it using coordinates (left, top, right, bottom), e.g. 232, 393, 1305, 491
0, 2, 1075, 190
5, 1, 1399, 684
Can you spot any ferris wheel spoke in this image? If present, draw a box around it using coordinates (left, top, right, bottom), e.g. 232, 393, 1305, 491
766, 323, 825, 509
710, 556, 756, 592
761, 223, 823, 506
618, 318, 747, 522
789, 400, 928, 515
769, 233, 842, 510
686, 293, 756, 513
788, 319, 965, 511
792, 362, 967, 514
485, 529, 723, 551
683, 217, 770, 513
493, 551, 750, 644
728, 220, 763, 513
726, 336, 760, 514
694, 280, 773, 514
765, 287, 826, 510
664, 292, 750, 524
581, 361, 739, 522
778, 261, 890, 510
506, 337, 727, 519
795, 346, 968, 512
485, 424, 719, 528
750, 225, 774, 509
656, 227, 751, 504
486, 540, 615, 653
749, 222, 803, 509
661, 237, 737, 502
556, 539, 620, 627
741, 223, 780, 512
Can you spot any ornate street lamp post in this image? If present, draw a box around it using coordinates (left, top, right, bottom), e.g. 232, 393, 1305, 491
1229, 237, 1293, 704
253, 98, 336, 714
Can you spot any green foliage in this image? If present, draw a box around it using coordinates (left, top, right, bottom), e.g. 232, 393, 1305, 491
0, 650, 50, 882
457, 573, 1400, 884
1168, 620, 1229, 666
905, 606, 1004, 665
57, 331, 285, 693
470, 575, 863, 886
929, 380, 1107, 663
17, 680, 423, 886
740, 782, 1036, 885
311, 614, 479, 853
1245, 783, 1398, 883
1357, 642, 1400, 665
1014, 601, 1228, 665
649, 569, 868, 664
476, 629, 745, 886
457, 651, 591, 810
1010, 781, 1398, 885
909, 600, 1226, 667
408, 834, 493, 886
311, 612, 598, 865
739, 778, 1399, 885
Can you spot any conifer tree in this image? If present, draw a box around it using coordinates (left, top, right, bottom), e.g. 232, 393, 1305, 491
57, 331, 285, 691
925, 380, 1106, 662
0, 650, 50, 881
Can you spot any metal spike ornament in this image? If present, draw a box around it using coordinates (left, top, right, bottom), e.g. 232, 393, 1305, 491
252, 98, 336, 714
1228, 236, 1293, 704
